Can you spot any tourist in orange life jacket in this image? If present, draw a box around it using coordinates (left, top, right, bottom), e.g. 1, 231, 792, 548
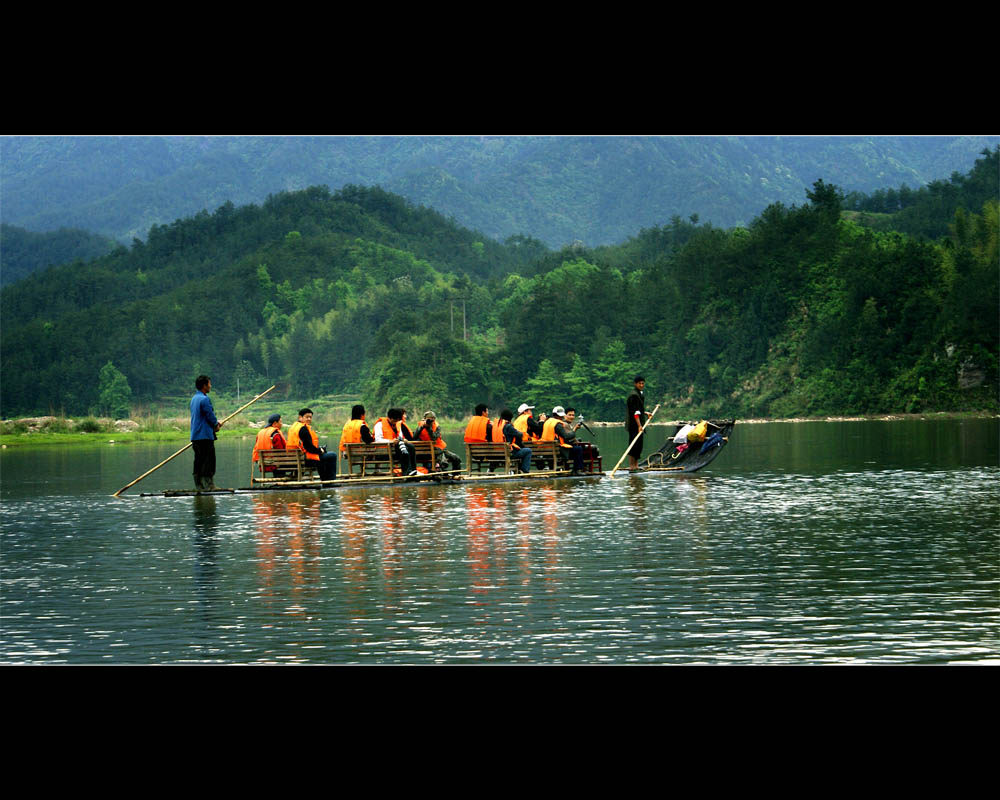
252, 413, 288, 475
416, 411, 461, 472
513, 403, 545, 442
499, 409, 533, 473
339, 404, 375, 471
287, 407, 337, 481
541, 405, 585, 475
373, 407, 418, 476
464, 404, 494, 443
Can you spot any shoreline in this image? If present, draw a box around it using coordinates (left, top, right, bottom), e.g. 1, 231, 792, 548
2, 410, 996, 449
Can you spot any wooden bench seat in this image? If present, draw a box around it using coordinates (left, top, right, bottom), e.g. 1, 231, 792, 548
579, 441, 602, 473
465, 442, 513, 473
343, 442, 394, 476
528, 440, 561, 471
343, 440, 441, 477
255, 448, 318, 483
529, 440, 602, 473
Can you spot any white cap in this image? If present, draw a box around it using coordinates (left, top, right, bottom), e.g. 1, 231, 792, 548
517, 403, 534, 414
552, 406, 565, 416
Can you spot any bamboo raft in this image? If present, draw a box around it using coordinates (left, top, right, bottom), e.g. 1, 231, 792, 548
140, 467, 603, 497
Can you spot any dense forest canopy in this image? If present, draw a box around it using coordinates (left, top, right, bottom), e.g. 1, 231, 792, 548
1, 149, 996, 421
0, 224, 117, 286
3, 135, 998, 250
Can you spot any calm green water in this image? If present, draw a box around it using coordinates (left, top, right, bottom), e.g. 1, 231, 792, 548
2, 419, 997, 664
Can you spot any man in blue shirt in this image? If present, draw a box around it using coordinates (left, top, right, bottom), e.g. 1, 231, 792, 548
190, 375, 221, 490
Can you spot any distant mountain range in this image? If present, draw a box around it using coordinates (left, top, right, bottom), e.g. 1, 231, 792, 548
3, 135, 998, 248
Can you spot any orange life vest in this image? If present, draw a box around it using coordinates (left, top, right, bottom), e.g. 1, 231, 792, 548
491, 418, 507, 443
339, 418, 365, 452
286, 420, 320, 461
464, 415, 489, 443
418, 421, 447, 450
542, 416, 571, 448
252, 425, 280, 462
375, 417, 400, 441
513, 412, 538, 441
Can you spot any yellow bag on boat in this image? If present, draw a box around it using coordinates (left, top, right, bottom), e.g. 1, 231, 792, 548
686, 420, 709, 443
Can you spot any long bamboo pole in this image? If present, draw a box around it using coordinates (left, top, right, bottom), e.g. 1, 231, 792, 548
609, 403, 661, 478
113, 385, 276, 497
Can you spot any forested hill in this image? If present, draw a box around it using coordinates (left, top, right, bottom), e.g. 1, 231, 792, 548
0, 225, 118, 286
4, 135, 998, 250
1, 151, 997, 421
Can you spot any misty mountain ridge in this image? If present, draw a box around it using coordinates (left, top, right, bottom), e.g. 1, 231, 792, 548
3, 135, 997, 249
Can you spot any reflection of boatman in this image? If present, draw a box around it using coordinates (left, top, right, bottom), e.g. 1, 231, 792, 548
626, 375, 652, 471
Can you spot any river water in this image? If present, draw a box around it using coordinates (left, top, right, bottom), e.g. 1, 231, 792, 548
2, 419, 997, 665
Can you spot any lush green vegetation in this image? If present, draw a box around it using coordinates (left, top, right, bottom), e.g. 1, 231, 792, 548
2, 151, 996, 425
0, 224, 117, 285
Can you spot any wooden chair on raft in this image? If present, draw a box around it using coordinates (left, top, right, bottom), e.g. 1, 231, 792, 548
254, 449, 318, 484
342, 440, 440, 477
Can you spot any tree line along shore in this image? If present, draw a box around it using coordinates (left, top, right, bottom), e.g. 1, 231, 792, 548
2, 150, 996, 427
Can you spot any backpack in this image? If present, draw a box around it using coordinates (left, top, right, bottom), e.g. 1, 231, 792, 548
686, 420, 710, 444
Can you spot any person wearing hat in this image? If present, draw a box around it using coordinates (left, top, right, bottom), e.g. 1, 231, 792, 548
541, 406, 586, 474
252, 412, 287, 476
416, 411, 461, 472
513, 403, 545, 442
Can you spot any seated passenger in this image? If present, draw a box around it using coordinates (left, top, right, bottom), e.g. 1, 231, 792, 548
373, 407, 418, 476
416, 411, 461, 472
287, 407, 337, 481
513, 403, 545, 442
252, 413, 288, 475
339, 404, 375, 473
542, 405, 586, 475
463, 404, 494, 443
499, 409, 532, 473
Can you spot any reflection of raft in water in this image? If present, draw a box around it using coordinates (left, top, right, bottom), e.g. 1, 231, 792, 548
140, 439, 604, 497
143, 470, 603, 497
634, 419, 736, 475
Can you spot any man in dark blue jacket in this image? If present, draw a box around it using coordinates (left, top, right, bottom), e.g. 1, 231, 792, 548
190, 375, 220, 490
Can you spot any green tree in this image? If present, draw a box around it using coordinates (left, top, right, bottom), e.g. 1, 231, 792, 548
98, 361, 132, 418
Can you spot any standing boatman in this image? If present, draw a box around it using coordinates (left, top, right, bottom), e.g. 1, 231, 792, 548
626, 375, 652, 471
191, 374, 221, 490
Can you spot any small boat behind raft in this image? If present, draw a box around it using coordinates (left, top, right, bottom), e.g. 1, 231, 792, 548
635, 419, 736, 474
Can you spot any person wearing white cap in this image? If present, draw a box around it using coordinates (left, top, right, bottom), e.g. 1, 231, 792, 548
513, 403, 545, 442
541, 406, 585, 474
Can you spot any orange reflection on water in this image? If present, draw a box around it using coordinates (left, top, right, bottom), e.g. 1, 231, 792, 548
465, 487, 510, 609
251, 493, 322, 616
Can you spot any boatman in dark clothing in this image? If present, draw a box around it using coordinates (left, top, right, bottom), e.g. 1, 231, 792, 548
190, 375, 221, 490
499, 409, 533, 473
626, 375, 651, 471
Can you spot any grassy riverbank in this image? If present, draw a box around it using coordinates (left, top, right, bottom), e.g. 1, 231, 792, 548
2, 408, 995, 449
